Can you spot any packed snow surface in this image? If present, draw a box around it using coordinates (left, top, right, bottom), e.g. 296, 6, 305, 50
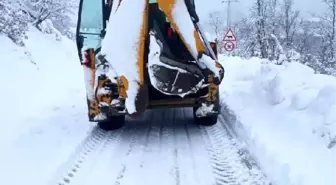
219, 55, 336, 185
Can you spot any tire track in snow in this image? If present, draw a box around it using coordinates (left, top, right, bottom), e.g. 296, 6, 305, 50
156, 108, 178, 185
201, 113, 271, 185
173, 109, 200, 185
50, 127, 109, 185
183, 109, 216, 185
113, 111, 154, 185
74, 123, 126, 185
110, 113, 150, 185
171, 108, 181, 185
201, 124, 240, 185
137, 109, 164, 185
48, 108, 270, 185
74, 131, 122, 185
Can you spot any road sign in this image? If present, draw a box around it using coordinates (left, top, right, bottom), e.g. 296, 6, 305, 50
223, 28, 236, 41
223, 28, 237, 52
224, 41, 235, 52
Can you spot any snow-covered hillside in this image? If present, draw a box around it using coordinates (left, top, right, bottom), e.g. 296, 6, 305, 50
0, 28, 94, 185
0, 26, 91, 143
219, 56, 336, 185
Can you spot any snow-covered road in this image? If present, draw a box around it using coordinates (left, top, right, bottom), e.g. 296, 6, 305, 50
0, 108, 270, 185
51, 108, 270, 185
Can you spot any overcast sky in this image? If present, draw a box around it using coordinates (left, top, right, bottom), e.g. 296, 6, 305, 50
195, 0, 328, 22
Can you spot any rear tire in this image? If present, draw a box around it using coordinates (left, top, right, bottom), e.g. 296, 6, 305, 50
98, 115, 125, 131
193, 107, 218, 126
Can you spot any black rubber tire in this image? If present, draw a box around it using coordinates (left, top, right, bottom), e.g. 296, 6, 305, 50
193, 107, 218, 126
97, 115, 125, 131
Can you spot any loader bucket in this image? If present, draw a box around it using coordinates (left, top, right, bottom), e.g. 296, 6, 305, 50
147, 1, 219, 97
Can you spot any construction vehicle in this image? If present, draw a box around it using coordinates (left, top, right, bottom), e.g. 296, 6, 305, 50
76, 0, 225, 130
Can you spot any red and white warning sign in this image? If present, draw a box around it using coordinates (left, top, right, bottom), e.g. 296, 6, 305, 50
224, 41, 235, 52
223, 28, 236, 41
223, 28, 237, 52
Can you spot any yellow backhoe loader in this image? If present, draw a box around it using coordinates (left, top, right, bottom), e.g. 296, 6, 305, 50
76, 0, 225, 130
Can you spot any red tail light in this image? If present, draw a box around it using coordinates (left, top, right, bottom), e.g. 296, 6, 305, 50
167, 27, 173, 37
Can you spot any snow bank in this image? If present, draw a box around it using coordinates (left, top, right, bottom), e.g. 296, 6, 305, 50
219, 55, 336, 185
0, 26, 94, 185
0, 26, 89, 145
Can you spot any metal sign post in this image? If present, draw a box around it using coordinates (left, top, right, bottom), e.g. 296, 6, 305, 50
222, 0, 238, 56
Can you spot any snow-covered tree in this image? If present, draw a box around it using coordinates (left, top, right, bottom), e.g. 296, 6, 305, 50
232, 18, 257, 58
211, 0, 334, 75
254, 0, 268, 58
0, 0, 30, 45
234, 0, 311, 65
291, 1, 334, 75
278, 0, 300, 48
0, 0, 78, 44
321, 0, 335, 61
207, 11, 226, 53
21, 0, 77, 39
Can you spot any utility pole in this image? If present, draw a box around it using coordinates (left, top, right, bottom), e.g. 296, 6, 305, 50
221, 0, 238, 29
222, 0, 238, 56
